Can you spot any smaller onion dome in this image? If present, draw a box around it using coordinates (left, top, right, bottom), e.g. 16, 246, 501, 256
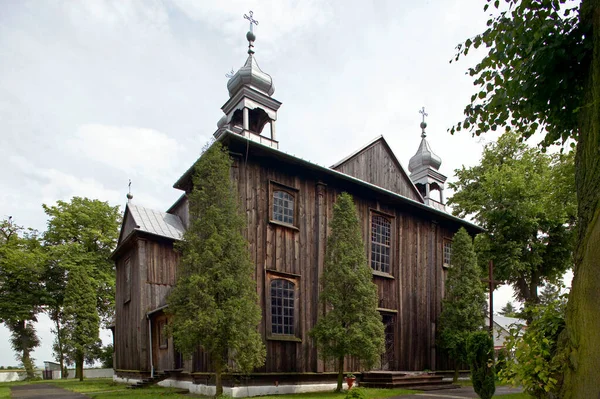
227, 54, 275, 97
217, 114, 228, 128
408, 136, 442, 173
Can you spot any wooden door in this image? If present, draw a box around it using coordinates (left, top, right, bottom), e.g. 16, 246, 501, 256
380, 314, 395, 370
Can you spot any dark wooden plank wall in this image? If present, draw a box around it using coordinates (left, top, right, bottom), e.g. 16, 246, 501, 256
152, 314, 175, 371
206, 155, 460, 373
115, 241, 143, 371
332, 140, 422, 202
170, 197, 189, 229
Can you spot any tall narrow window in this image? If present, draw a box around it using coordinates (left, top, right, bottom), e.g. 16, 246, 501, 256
158, 320, 168, 349
270, 279, 295, 335
371, 215, 391, 274
443, 240, 452, 268
273, 190, 295, 225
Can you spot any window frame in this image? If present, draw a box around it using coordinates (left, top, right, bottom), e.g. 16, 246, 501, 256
266, 272, 301, 342
369, 210, 395, 277
158, 319, 168, 349
269, 181, 299, 230
443, 238, 452, 269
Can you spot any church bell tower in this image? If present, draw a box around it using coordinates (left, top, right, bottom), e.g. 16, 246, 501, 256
214, 11, 281, 149
408, 108, 447, 211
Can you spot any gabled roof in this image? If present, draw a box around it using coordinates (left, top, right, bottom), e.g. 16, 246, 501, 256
493, 315, 526, 332
331, 135, 425, 202
117, 203, 185, 245
128, 204, 185, 240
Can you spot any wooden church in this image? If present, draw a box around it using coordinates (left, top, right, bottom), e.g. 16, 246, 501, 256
111, 22, 482, 395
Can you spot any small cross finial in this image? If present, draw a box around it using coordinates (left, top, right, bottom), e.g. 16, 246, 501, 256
244, 11, 259, 54
244, 10, 259, 32
127, 179, 133, 202
419, 107, 428, 138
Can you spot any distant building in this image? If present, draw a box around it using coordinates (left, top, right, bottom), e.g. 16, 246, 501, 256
486, 315, 526, 350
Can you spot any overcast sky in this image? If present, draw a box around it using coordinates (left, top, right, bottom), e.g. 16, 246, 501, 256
0, 0, 560, 368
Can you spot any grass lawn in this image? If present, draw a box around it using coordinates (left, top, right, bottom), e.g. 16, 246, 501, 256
0, 378, 420, 399
494, 394, 532, 399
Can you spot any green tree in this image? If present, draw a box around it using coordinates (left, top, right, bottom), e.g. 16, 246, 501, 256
43, 197, 120, 375
499, 302, 519, 318
438, 227, 486, 382
310, 192, 385, 392
450, 0, 599, 395
62, 264, 100, 381
0, 218, 45, 379
467, 331, 496, 399
448, 132, 576, 312
167, 142, 265, 397
499, 297, 568, 398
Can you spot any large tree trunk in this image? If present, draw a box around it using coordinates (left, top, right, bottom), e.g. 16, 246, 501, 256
76, 350, 84, 381
561, 1, 600, 398
336, 355, 344, 392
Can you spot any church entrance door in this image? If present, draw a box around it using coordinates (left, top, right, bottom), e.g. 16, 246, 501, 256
380, 314, 395, 370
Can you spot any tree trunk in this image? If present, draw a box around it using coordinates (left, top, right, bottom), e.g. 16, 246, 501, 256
561, 1, 600, 398
453, 364, 459, 383
76, 351, 84, 381
214, 360, 223, 397
336, 355, 344, 392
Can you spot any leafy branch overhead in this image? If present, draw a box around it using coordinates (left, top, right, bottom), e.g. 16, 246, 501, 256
450, 0, 586, 147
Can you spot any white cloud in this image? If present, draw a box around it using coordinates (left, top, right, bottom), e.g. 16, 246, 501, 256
66, 124, 185, 183
9, 155, 122, 210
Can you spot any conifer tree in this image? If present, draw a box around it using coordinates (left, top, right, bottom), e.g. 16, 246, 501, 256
62, 263, 101, 381
310, 192, 385, 392
438, 227, 486, 382
167, 142, 265, 396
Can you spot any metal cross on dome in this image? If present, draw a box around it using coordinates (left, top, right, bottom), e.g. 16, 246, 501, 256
419, 106, 428, 123
244, 10, 259, 32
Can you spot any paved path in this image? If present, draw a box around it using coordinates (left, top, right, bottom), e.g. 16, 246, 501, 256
11, 384, 90, 399
393, 385, 523, 399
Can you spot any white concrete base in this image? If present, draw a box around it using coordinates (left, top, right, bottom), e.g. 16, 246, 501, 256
159, 379, 348, 397
113, 375, 142, 385
115, 374, 348, 397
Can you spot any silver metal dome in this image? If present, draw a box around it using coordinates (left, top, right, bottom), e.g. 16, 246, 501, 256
226, 54, 275, 97
408, 137, 442, 173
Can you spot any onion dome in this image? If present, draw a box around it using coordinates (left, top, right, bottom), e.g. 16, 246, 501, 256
226, 28, 275, 97
227, 53, 275, 97
408, 121, 442, 173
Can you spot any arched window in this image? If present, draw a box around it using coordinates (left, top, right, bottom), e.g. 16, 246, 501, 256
273, 190, 295, 225
270, 279, 295, 335
371, 215, 391, 273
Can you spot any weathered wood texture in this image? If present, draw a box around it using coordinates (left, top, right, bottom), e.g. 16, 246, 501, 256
114, 236, 179, 372
332, 139, 423, 202
115, 140, 468, 374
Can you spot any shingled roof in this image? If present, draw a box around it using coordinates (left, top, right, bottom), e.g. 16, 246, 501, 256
128, 204, 185, 241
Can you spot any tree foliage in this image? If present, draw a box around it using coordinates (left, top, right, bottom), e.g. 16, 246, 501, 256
0, 218, 45, 379
310, 192, 385, 392
452, 0, 599, 395
62, 265, 101, 381
467, 331, 496, 399
438, 227, 486, 382
449, 132, 576, 309
42, 197, 120, 375
167, 142, 265, 396
499, 302, 519, 318
499, 297, 568, 398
